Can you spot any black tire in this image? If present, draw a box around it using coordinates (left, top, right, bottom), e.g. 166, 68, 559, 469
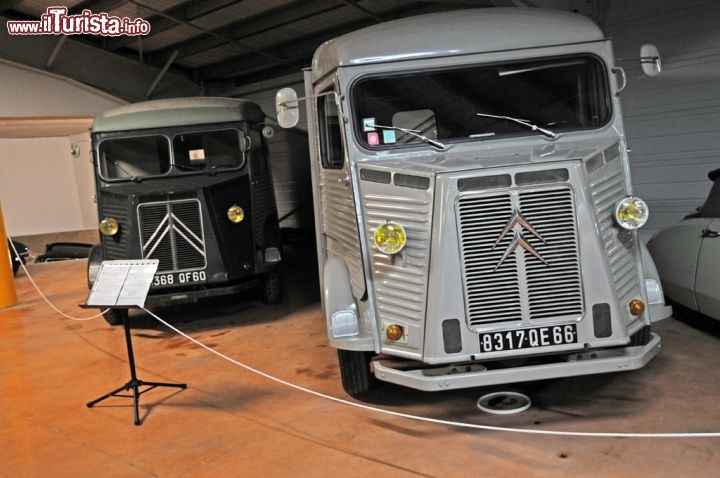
261, 268, 282, 304
8, 240, 26, 277
629, 324, 651, 346
337, 349, 377, 397
10, 244, 20, 276
103, 308, 128, 326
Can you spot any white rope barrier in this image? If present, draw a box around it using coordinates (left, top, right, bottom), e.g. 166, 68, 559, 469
141, 308, 720, 439
7, 238, 106, 321
7, 235, 720, 438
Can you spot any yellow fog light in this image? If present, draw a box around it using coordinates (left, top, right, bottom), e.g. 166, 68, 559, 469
374, 221, 406, 254
615, 196, 649, 230
386, 324, 404, 341
99, 217, 119, 236
629, 299, 645, 316
227, 204, 245, 223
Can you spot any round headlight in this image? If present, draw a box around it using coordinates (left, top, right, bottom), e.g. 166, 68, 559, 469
99, 217, 119, 236
227, 205, 245, 223
615, 197, 649, 230
374, 221, 406, 254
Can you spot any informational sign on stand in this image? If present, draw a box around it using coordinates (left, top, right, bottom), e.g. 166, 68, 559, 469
86, 260, 159, 308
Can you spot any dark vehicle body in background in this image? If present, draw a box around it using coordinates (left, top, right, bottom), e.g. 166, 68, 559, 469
88, 97, 282, 324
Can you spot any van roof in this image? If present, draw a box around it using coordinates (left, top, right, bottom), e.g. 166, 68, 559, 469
92, 97, 264, 133
312, 8, 605, 82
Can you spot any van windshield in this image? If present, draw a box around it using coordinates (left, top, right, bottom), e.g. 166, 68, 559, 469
98, 129, 246, 180
351, 55, 610, 149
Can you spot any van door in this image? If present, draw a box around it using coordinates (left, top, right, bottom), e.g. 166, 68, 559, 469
695, 219, 720, 320
315, 85, 366, 298
695, 177, 720, 320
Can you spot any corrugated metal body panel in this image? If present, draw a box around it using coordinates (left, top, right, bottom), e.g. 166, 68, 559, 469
360, 176, 433, 326
607, 0, 720, 242
266, 128, 312, 231
320, 172, 365, 298
587, 152, 640, 308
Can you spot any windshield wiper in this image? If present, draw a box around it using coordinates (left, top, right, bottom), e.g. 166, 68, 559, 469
372, 124, 447, 151
112, 159, 141, 182
475, 113, 558, 140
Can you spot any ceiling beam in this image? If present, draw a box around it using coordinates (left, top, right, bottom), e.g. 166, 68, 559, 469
105, 0, 239, 51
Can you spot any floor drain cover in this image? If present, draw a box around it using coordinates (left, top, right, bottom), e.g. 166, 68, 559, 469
477, 391, 531, 414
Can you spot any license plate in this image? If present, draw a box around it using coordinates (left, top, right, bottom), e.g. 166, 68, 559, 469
479, 324, 577, 353
152, 270, 207, 287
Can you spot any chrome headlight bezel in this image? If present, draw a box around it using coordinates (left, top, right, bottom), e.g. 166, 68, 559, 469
373, 221, 407, 254
614, 196, 649, 230
99, 217, 119, 236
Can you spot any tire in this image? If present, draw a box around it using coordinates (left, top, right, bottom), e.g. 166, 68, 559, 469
337, 349, 377, 397
9, 243, 20, 276
103, 308, 128, 326
261, 268, 282, 304
87, 244, 103, 289
8, 240, 26, 277
629, 325, 651, 346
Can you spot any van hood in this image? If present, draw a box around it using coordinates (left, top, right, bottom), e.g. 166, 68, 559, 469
354, 136, 621, 175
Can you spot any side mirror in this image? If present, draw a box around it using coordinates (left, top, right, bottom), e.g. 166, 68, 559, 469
640, 43, 662, 77
276, 87, 300, 129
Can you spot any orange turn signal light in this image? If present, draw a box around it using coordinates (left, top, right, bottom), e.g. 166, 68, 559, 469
629, 299, 645, 316
386, 324, 404, 341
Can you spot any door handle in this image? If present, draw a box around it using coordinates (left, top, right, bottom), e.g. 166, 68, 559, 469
337, 174, 350, 185
701, 228, 719, 238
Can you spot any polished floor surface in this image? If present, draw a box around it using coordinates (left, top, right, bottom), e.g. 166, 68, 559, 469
2, 256, 720, 477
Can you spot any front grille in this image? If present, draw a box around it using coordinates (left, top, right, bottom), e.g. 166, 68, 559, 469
457, 186, 583, 329
138, 199, 206, 273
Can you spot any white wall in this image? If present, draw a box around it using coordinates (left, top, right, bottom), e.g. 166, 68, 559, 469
0, 136, 91, 235
0, 61, 124, 237
0, 60, 124, 116
606, 0, 720, 242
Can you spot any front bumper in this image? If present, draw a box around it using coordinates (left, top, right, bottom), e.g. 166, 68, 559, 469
372, 333, 661, 391
145, 278, 260, 307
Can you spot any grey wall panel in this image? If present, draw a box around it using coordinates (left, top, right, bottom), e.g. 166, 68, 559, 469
607, 0, 720, 242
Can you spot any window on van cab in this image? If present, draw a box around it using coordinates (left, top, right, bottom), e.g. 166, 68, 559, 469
99, 135, 170, 180
173, 129, 246, 172
317, 92, 344, 169
352, 55, 611, 149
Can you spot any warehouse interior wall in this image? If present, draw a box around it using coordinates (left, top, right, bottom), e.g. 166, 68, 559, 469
2, 0, 719, 244
606, 0, 720, 242
0, 60, 124, 242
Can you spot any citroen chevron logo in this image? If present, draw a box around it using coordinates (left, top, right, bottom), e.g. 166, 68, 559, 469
493, 211, 547, 270
143, 211, 205, 259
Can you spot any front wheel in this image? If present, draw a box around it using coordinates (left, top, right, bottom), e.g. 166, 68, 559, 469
103, 308, 128, 326
629, 325, 651, 346
337, 349, 377, 397
260, 268, 283, 304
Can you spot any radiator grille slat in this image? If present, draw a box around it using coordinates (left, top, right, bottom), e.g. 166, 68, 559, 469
138, 199, 206, 273
457, 186, 583, 328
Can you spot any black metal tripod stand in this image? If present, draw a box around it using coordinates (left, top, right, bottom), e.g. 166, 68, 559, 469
86, 308, 186, 425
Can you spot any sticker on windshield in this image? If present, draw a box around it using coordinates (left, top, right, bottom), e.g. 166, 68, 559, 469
383, 130, 396, 144
367, 132, 380, 145
363, 117, 377, 132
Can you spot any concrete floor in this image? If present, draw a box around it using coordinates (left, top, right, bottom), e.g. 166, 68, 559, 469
2, 255, 720, 477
